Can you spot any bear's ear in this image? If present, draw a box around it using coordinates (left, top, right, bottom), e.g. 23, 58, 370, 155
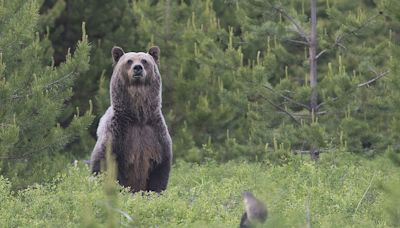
111, 46, 125, 64
148, 46, 160, 66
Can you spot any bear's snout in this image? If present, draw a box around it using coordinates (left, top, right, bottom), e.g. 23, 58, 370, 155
133, 64, 143, 77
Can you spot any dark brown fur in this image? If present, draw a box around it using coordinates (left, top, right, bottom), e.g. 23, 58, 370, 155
90, 46, 172, 193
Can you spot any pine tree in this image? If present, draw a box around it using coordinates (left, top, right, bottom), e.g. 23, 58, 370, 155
40, 0, 141, 157
0, 0, 92, 188
37, 0, 400, 163
237, 0, 394, 158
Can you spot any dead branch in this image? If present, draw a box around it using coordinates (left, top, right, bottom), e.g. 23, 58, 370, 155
260, 94, 301, 125
306, 197, 312, 228
315, 13, 382, 59
354, 174, 375, 215
284, 38, 309, 46
316, 97, 339, 110
334, 13, 382, 49
272, 6, 310, 43
315, 49, 327, 59
284, 111, 327, 117
43, 72, 75, 90
9, 72, 75, 100
357, 70, 389, 87
263, 85, 310, 110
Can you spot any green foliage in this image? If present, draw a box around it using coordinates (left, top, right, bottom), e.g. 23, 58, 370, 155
0, 0, 93, 188
34, 0, 400, 163
234, 0, 400, 157
1, 2, 399, 226
0, 152, 398, 227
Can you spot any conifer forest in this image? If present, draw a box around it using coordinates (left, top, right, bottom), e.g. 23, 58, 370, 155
1, 0, 400, 227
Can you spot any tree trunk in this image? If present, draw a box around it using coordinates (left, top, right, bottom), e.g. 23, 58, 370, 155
309, 0, 319, 160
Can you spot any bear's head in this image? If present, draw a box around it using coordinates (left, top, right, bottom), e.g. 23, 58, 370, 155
110, 46, 162, 113
111, 46, 160, 86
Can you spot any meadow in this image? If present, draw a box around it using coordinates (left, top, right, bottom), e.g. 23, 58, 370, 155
1, 151, 398, 227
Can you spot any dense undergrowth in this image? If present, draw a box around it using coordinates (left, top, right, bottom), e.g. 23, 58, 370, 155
0, 151, 399, 227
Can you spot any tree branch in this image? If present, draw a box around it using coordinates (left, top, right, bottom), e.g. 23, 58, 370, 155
287, 111, 327, 117
284, 38, 309, 46
260, 95, 301, 125
263, 85, 310, 110
43, 72, 75, 90
316, 97, 339, 110
357, 70, 389, 87
334, 13, 382, 50
314, 13, 382, 59
354, 174, 375, 215
273, 6, 310, 44
9, 72, 75, 100
315, 49, 327, 59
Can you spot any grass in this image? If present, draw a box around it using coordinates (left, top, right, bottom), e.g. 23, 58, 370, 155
0, 151, 399, 227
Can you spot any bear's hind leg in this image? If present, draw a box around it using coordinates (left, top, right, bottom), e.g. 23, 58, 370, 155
147, 158, 171, 193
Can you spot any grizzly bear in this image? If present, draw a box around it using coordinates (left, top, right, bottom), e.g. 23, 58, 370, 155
90, 46, 172, 193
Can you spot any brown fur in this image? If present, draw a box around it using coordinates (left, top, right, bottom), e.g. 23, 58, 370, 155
90, 46, 172, 193
124, 126, 162, 190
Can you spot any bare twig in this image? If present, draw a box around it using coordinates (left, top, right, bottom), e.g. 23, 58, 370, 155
284, 38, 309, 46
316, 97, 339, 110
9, 72, 75, 100
273, 6, 310, 43
306, 196, 312, 228
260, 95, 300, 125
285, 111, 327, 117
334, 13, 382, 49
263, 85, 310, 110
317, 69, 388, 108
293, 148, 335, 154
315, 49, 327, 59
357, 70, 389, 87
43, 72, 75, 90
314, 13, 382, 60
293, 150, 314, 154
354, 174, 375, 215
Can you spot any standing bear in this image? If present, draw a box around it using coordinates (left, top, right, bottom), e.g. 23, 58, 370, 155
90, 46, 172, 193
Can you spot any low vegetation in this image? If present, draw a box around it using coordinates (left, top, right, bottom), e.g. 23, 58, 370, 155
1, 151, 398, 227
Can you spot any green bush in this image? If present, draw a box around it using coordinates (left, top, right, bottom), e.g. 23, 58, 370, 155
0, 152, 398, 227
0, 0, 93, 189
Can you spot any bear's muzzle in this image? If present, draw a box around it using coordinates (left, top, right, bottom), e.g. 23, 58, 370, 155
133, 64, 143, 77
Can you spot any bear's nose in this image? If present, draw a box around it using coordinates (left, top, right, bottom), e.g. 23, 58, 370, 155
133, 64, 143, 75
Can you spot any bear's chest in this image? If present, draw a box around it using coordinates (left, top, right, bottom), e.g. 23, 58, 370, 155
119, 125, 162, 165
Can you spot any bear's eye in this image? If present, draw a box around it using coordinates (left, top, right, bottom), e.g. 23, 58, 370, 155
141, 59, 148, 65
127, 60, 133, 65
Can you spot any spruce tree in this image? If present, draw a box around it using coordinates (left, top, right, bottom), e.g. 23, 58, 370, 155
0, 0, 92, 188
125, 0, 258, 161
238, 0, 394, 158
38, 0, 400, 162
40, 0, 148, 157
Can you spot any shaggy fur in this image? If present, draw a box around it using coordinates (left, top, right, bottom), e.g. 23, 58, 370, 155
90, 46, 172, 193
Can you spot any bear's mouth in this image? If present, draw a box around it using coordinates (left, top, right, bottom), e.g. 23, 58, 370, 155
132, 74, 144, 81
130, 74, 148, 85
